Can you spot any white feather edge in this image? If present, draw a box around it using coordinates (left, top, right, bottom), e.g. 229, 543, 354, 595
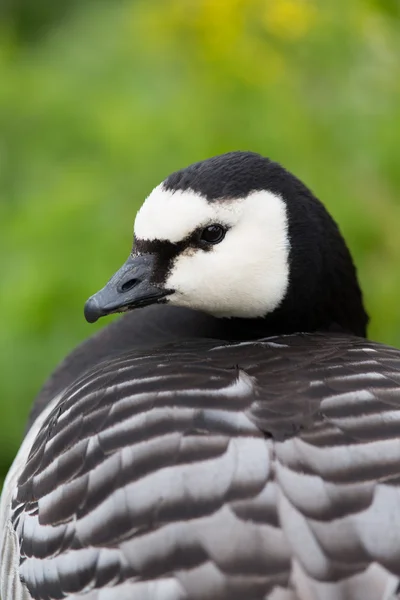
0, 393, 62, 600
1, 378, 399, 600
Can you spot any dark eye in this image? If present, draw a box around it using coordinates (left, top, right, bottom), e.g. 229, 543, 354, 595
200, 224, 226, 245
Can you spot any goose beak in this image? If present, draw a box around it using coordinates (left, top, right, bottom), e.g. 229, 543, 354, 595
84, 254, 171, 323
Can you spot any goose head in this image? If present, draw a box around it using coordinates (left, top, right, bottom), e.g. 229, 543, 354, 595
84, 151, 368, 337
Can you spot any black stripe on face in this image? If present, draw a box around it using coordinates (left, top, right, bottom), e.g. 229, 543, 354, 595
134, 228, 215, 286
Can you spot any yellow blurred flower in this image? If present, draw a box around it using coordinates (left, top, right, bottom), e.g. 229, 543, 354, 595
127, 0, 296, 84
263, 0, 316, 40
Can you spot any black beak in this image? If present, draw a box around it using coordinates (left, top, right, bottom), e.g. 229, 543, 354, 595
84, 254, 171, 323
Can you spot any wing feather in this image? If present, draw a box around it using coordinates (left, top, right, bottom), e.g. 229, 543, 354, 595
2, 333, 400, 599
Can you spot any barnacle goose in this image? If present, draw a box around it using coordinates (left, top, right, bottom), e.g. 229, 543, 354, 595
1, 151, 400, 600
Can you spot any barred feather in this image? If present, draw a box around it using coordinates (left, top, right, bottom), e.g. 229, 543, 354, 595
2, 333, 400, 599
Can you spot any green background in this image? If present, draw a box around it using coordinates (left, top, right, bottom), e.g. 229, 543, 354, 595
1, 0, 400, 485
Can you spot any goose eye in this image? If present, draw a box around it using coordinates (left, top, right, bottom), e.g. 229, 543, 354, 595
200, 224, 226, 245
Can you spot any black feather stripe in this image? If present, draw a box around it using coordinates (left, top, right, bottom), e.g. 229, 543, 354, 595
7, 333, 400, 599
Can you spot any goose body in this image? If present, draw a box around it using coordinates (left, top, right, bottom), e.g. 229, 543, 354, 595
1, 152, 400, 600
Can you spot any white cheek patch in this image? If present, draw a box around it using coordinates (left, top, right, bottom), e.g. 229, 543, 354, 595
134, 185, 290, 319
165, 191, 290, 319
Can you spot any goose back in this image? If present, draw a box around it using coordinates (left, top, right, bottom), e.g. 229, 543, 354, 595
3, 325, 400, 600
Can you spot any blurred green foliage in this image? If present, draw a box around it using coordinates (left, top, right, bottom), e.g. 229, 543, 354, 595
1, 0, 400, 485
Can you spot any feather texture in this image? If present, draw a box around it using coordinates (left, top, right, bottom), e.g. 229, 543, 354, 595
2, 333, 400, 599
